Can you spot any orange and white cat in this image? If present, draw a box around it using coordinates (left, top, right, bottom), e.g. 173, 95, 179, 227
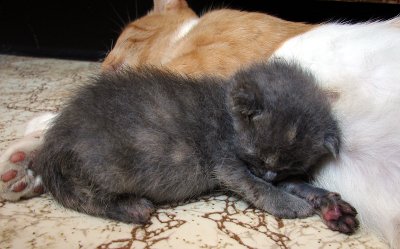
1, 0, 399, 247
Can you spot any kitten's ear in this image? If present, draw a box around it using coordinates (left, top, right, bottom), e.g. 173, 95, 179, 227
324, 134, 340, 159
153, 0, 188, 13
229, 80, 263, 120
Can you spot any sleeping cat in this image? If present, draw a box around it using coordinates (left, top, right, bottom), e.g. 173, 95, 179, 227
1, 0, 398, 246
32, 60, 343, 225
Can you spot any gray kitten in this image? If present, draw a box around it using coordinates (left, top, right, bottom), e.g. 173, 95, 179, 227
33, 60, 344, 226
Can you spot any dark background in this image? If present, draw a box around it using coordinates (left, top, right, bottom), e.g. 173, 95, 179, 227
1, 0, 399, 62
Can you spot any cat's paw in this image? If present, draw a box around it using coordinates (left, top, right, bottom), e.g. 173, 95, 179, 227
0, 132, 44, 201
267, 193, 314, 219
315, 192, 359, 234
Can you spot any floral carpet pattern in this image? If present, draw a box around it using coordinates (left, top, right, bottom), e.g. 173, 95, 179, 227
0, 55, 389, 248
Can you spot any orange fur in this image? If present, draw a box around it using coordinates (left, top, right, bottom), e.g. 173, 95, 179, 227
102, 0, 315, 78
102, 2, 197, 70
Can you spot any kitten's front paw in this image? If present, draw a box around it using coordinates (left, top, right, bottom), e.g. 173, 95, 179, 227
0, 132, 44, 201
314, 192, 359, 234
267, 193, 314, 219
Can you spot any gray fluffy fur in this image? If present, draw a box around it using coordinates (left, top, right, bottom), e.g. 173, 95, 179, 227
33, 59, 341, 223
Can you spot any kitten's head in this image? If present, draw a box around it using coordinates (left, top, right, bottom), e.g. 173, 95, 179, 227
228, 60, 341, 182
102, 0, 196, 71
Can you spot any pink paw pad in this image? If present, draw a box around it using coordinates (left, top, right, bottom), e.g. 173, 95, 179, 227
10, 151, 26, 163
12, 181, 27, 192
323, 206, 341, 221
33, 185, 44, 194
1, 170, 18, 182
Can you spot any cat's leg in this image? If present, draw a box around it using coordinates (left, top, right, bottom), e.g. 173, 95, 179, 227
104, 196, 155, 224
0, 113, 56, 201
214, 159, 314, 218
278, 180, 359, 234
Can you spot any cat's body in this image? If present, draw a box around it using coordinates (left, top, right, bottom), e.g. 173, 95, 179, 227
33, 60, 341, 224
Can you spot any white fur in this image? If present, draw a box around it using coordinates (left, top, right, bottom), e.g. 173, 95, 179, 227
171, 18, 199, 44
24, 112, 57, 136
160, 18, 199, 65
273, 18, 400, 248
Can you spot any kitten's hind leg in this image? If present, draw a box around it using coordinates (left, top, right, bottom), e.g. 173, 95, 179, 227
104, 196, 155, 224
278, 180, 359, 234
214, 159, 314, 218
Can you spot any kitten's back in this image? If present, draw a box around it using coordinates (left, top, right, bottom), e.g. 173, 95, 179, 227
33, 67, 228, 215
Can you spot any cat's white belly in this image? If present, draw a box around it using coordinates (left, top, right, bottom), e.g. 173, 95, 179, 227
273, 18, 400, 248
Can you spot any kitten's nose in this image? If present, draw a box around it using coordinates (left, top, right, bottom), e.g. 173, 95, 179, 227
263, 171, 277, 182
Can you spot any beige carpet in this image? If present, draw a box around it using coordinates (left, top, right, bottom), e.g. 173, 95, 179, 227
0, 54, 389, 248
